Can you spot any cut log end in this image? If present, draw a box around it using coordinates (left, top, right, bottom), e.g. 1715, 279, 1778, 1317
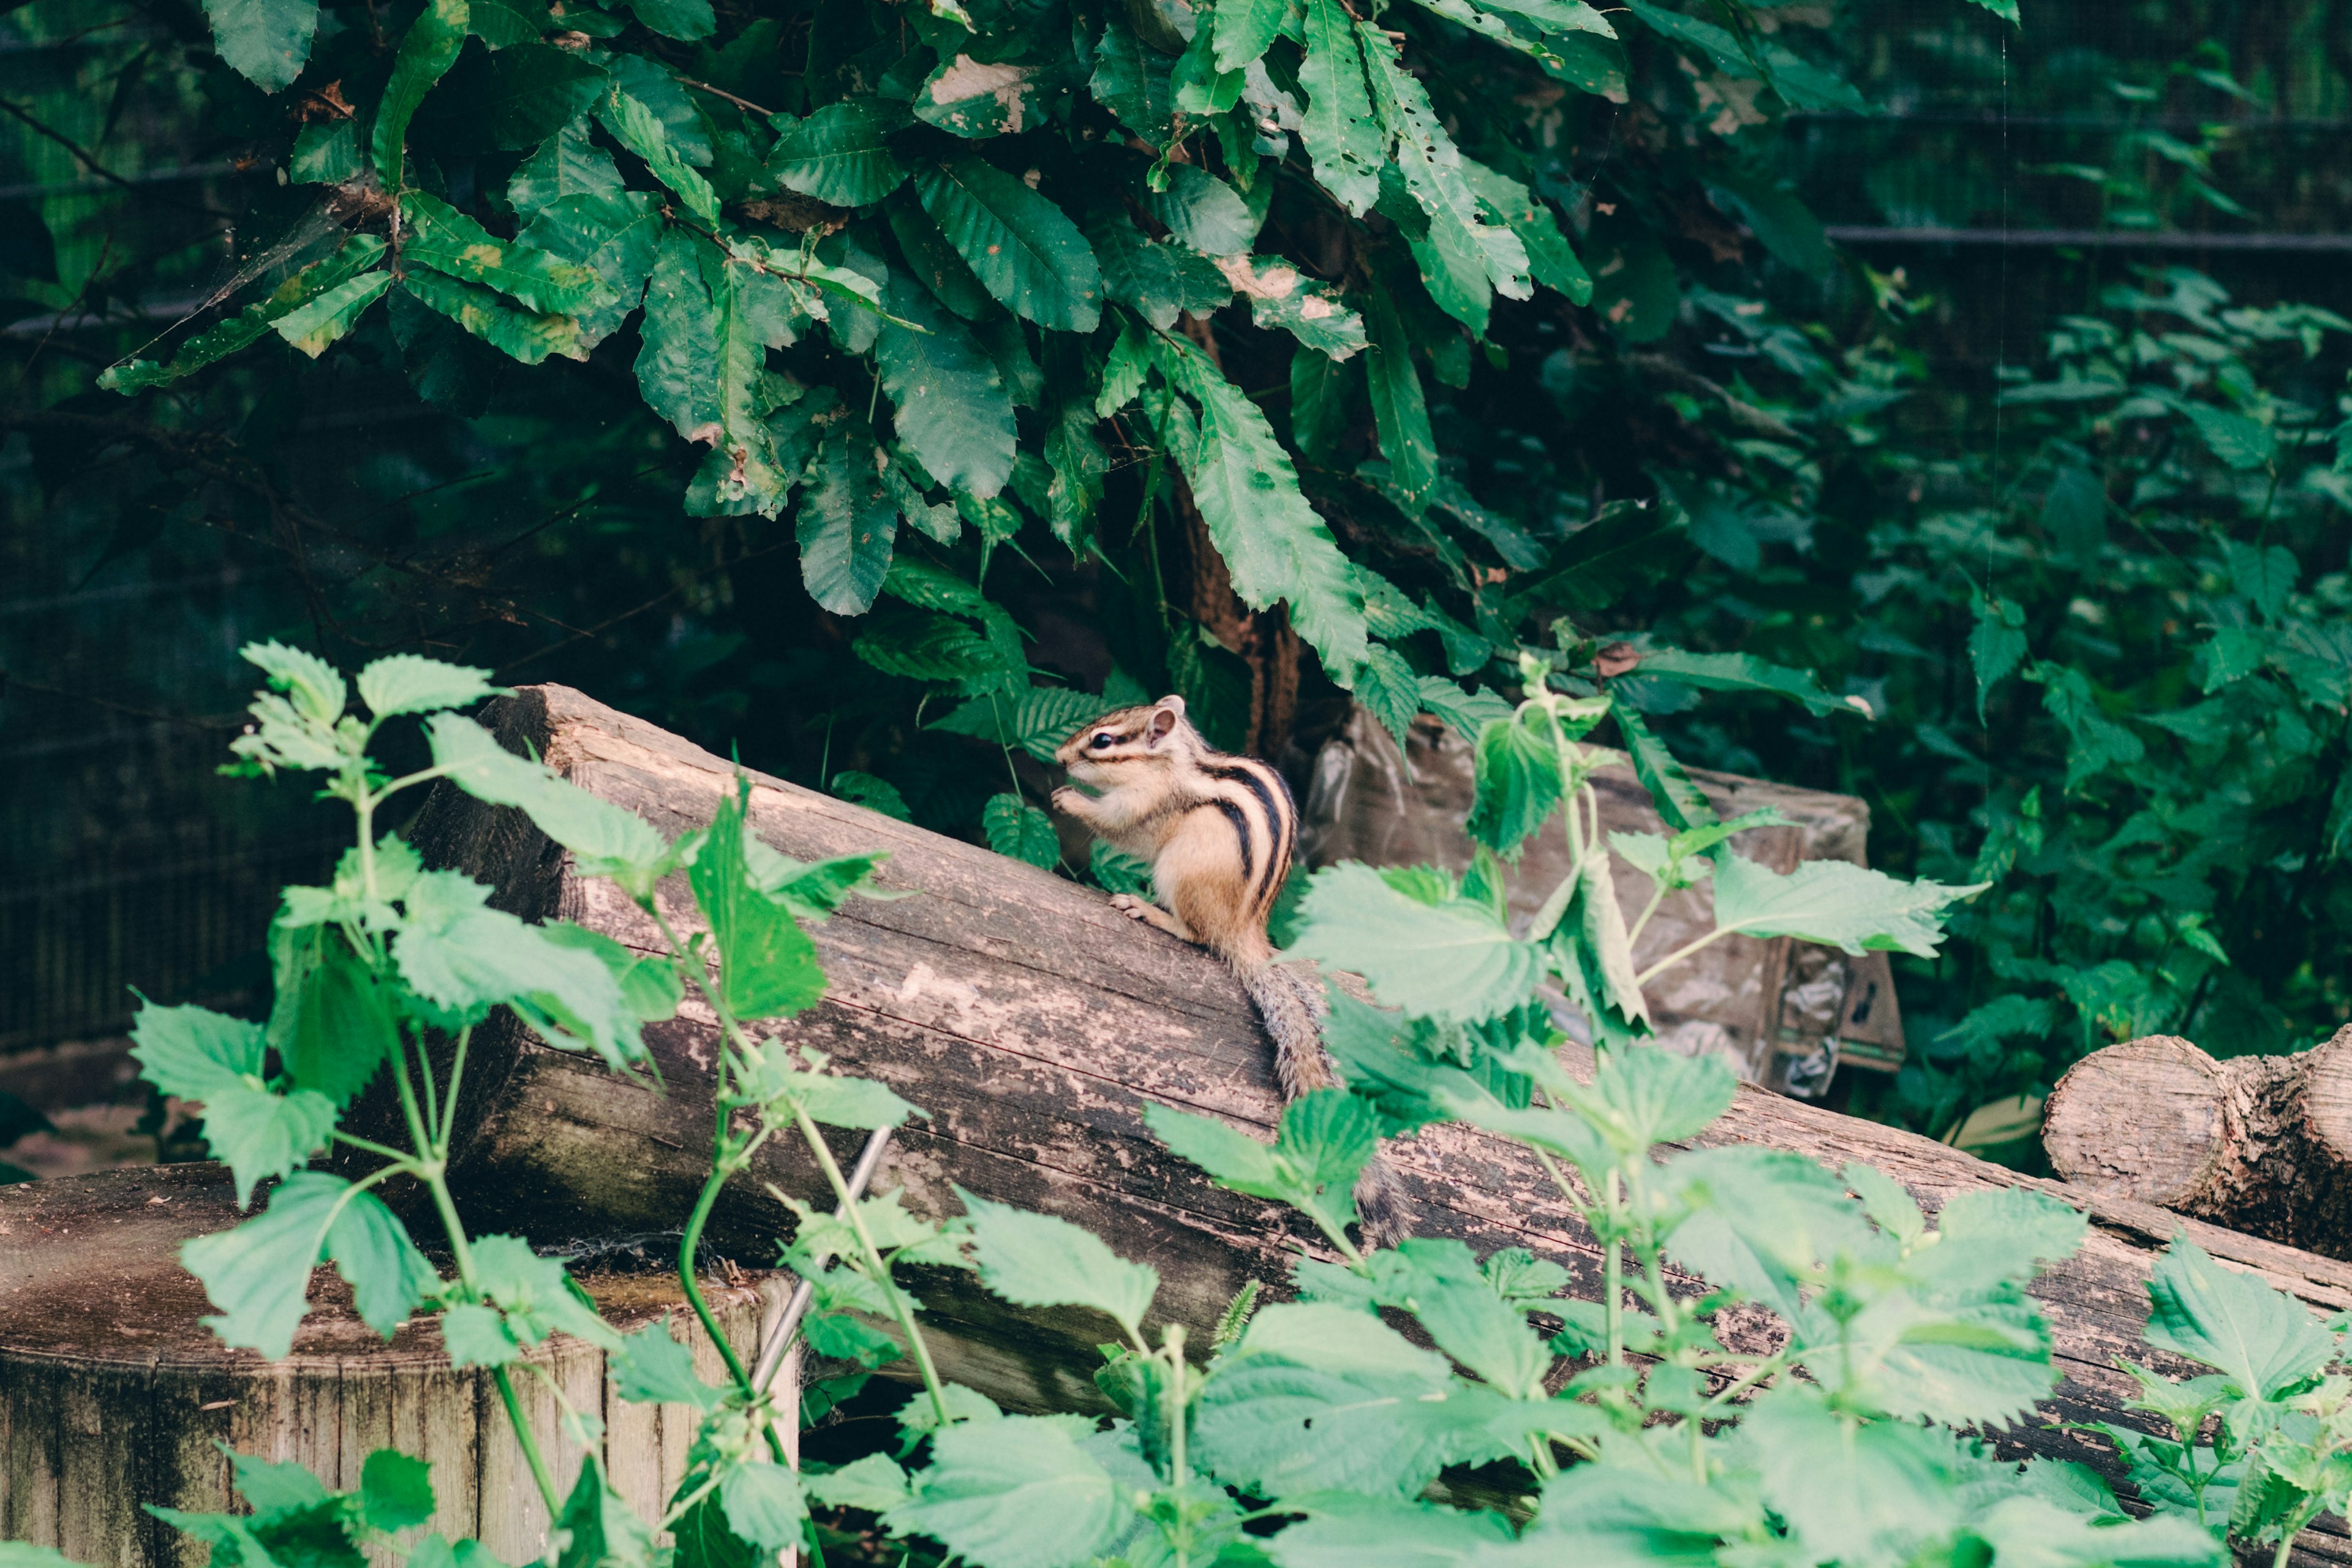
2044, 1034, 2228, 1207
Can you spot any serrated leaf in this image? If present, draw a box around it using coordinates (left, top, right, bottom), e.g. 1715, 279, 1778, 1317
598, 85, 718, 225
1298, 0, 1382, 215
203, 0, 319, 91
916, 160, 1102, 333
720, 1463, 807, 1550
1970, 595, 2028, 720
1213, 0, 1290, 70
1365, 283, 1438, 502
359, 1450, 435, 1532
395, 868, 647, 1067
876, 274, 1015, 500
402, 192, 598, 316
930, 685, 1114, 760
624, 0, 712, 40
1506, 498, 1690, 617
132, 1000, 265, 1102
886, 1414, 1133, 1568
1286, 862, 1539, 1023
476, 43, 609, 149
610, 1317, 722, 1409
509, 116, 624, 216
1638, 647, 1872, 719
1221, 254, 1364, 359
426, 712, 670, 880
1354, 643, 1421, 753
2146, 1235, 2334, 1398
375, 0, 467, 189
689, 778, 829, 1021
1153, 334, 1369, 681
518, 189, 660, 350
1463, 158, 1590, 304
399, 268, 587, 365
1149, 165, 1257, 257
1091, 213, 1232, 331
358, 654, 499, 717
270, 271, 393, 358
276, 937, 398, 1107
1466, 709, 1562, 859
982, 793, 1060, 868
800, 430, 901, 615
1415, 676, 1513, 741
915, 54, 1047, 138
771, 98, 910, 205
1090, 12, 1177, 147
183, 1171, 437, 1358
1709, 855, 1984, 959
102, 236, 386, 392
957, 1188, 1159, 1335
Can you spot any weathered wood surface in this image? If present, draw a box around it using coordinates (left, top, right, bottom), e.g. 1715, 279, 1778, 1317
0, 1162, 790, 1567
386, 685, 2352, 1557
2047, 1029, 2352, 1261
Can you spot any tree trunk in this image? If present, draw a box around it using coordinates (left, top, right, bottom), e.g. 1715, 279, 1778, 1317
0, 1161, 791, 1567
2045, 1029, 2352, 1258
346, 685, 2352, 1559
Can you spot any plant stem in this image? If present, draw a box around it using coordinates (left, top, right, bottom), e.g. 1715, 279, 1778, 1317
1635, 924, 1738, 987
492, 1366, 564, 1512
793, 1105, 953, 1427
1603, 1172, 1625, 1367
1626, 881, 1670, 948
438, 1025, 472, 1150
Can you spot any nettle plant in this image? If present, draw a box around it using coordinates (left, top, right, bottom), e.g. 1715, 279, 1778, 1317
10, 650, 2349, 1568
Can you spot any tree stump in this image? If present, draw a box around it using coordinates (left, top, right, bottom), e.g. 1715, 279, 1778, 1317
292, 683, 2352, 1564
2045, 1028, 2352, 1258
0, 1162, 790, 1567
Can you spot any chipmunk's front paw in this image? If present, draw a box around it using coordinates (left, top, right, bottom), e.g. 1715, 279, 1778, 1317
1050, 786, 1084, 816
1108, 894, 1153, 921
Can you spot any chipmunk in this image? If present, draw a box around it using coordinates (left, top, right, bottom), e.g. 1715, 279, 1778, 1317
1051, 695, 1411, 1248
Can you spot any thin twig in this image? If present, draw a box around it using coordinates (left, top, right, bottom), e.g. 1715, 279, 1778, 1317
678, 76, 777, 119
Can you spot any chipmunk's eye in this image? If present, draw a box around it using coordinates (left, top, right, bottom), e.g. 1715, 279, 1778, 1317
1089, 731, 1115, 750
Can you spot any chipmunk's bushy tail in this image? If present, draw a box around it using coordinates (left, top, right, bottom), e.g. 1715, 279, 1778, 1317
1239, 960, 1415, 1251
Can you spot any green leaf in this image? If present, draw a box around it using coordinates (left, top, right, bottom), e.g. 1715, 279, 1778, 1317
1308, 1238, 1553, 1398
1091, 214, 1231, 331
1970, 595, 2028, 720
1632, 648, 1871, 719
807, 1453, 911, 1512
359, 1450, 436, 1532
1466, 709, 1563, 859
198, 1080, 341, 1210
1613, 703, 1714, 833
1090, 13, 1177, 148
2146, 1234, 2334, 1398
395, 868, 647, 1067
477, 43, 608, 149
1224, 255, 1364, 360
1149, 165, 1257, 257
1213, 0, 1290, 68
1152, 334, 1370, 682
916, 160, 1103, 333
2225, 539, 2298, 620
516, 189, 661, 350
688, 777, 829, 1021
624, 0, 713, 40
1265, 1498, 1518, 1565
101, 236, 386, 392
1551, 855, 1651, 1039
132, 999, 265, 1102
1505, 498, 1690, 617
277, 938, 399, 1107
887, 1415, 1133, 1568
611, 1318, 722, 1409
1463, 158, 1591, 305
770, 98, 910, 206
832, 771, 911, 820
1708, 854, 1985, 959
741, 1041, 922, 1129
1148, 1090, 1378, 1240
403, 191, 598, 317
288, 121, 362, 184
183, 1172, 437, 1358
270, 271, 393, 358
399, 268, 587, 366
720, 1463, 807, 1550
599, 85, 719, 225
509, 116, 624, 215
426, 713, 670, 883
982, 793, 1060, 869
203, 0, 319, 91
1354, 643, 1422, 753
1194, 1302, 1526, 1497
1286, 862, 1539, 1022
468, 0, 545, 47
553, 1459, 655, 1568
358, 654, 499, 717
2176, 400, 2275, 470
471, 1234, 621, 1349
375, 0, 469, 189
876, 274, 1016, 500
1415, 676, 1513, 741
914, 55, 1047, 138
957, 1188, 1159, 1335
931, 686, 1115, 761
1298, 0, 1383, 215
800, 429, 901, 614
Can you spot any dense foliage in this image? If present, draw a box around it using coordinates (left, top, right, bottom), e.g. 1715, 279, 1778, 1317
10, 649, 2352, 1568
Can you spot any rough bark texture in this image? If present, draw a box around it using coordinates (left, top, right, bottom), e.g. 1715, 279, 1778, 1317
2046, 1028, 2352, 1259
0, 1162, 792, 1567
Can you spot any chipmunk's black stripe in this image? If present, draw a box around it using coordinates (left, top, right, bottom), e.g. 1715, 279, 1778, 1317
1209, 799, 1256, 886
1202, 758, 1292, 910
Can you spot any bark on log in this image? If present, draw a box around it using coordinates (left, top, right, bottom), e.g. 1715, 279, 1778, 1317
365, 685, 2352, 1558
0, 1162, 792, 1567
2045, 1029, 2352, 1259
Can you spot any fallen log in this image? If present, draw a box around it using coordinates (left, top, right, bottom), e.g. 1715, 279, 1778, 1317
360, 685, 2352, 1553
0, 1161, 791, 1567
2045, 1030, 2352, 1259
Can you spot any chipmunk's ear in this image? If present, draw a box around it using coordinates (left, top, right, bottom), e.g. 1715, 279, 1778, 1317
1146, 696, 1185, 744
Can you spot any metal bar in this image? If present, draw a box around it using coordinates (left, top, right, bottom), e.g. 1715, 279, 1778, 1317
1822, 225, 2352, 252
750, 1126, 895, 1398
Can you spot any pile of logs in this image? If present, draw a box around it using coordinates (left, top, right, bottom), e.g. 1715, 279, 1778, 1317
9, 684, 2352, 1566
